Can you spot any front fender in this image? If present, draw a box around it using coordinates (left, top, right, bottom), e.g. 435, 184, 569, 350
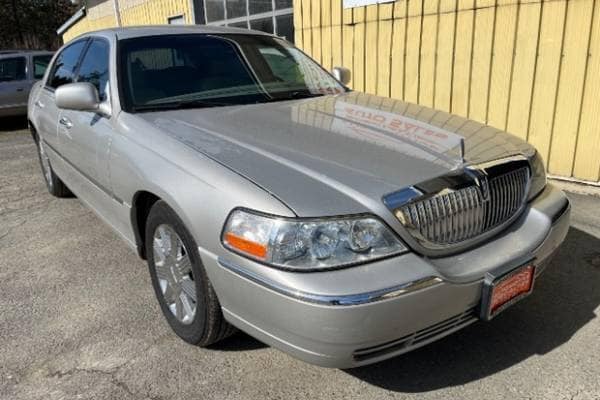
109, 113, 294, 289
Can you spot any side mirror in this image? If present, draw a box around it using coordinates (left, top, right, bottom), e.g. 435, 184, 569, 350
332, 66, 351, 85
55, 82, 110, 116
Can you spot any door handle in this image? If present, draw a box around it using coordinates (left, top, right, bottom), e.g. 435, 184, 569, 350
35, 100, 45, 108
16, 88, 24, 92
59, 116, 73, 129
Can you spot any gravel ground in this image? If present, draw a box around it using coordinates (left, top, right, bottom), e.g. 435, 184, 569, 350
1, 120, 599, 400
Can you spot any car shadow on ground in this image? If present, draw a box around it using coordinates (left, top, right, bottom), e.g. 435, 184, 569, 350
210, 331, 268, 351
344, 226, 600, 392
0, 116, 28, 132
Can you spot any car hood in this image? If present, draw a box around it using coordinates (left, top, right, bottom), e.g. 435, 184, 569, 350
138, 91, 534, 217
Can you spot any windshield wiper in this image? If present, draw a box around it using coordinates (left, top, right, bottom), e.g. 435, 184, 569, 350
288, 91, 325, 99
132, 99, 230, 112
261, 91, 326, 103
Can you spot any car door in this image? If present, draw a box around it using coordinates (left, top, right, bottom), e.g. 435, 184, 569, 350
0, 56, 28, 112
57, 37, 112, 190
54, 37, 132, 242
34, 40, 88, 150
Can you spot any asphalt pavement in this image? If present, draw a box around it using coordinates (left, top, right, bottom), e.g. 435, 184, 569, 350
1, 119, 599, 400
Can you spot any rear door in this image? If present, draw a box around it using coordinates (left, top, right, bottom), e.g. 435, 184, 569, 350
34, 40, 88, 150
0, 56, 28, 112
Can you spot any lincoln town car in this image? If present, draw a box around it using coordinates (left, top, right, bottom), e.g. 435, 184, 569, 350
27, 26, 570, 368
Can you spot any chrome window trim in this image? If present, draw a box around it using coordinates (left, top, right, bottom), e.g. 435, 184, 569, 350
217, 257, 443, 306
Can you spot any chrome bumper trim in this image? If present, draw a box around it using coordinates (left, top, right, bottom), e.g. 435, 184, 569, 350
217, 257, 443, 306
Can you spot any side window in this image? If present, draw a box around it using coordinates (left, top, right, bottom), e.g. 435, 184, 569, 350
48, 40, 87, 89
33, 55, 53, 80
76, 39, 110, 100
0, 57, 26, 82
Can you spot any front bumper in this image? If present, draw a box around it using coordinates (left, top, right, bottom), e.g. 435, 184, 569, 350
202, 184, 570, 368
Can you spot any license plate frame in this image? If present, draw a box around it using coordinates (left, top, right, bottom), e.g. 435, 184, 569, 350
479, 260, 536, 321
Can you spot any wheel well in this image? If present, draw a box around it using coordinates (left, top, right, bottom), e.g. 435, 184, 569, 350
131, 191, 161, 260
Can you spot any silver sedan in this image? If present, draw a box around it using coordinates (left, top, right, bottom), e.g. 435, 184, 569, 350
27, 26, 570, 368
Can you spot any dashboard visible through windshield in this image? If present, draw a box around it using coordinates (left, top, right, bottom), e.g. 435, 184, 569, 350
118, 33, 346, 112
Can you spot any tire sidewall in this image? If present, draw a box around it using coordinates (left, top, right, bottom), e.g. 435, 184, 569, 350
145, 201, 209, 344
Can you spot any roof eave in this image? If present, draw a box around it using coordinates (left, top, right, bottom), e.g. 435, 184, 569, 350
57, 7, 87, 36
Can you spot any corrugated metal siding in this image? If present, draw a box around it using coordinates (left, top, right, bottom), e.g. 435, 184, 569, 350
120, 0, 193, 25
62, 15, 119, 41
297, 0, 600, 183
62, 0, 192, 42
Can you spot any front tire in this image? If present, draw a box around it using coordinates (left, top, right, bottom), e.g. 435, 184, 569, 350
145, 200, 235, 346
36, 138, 72, 198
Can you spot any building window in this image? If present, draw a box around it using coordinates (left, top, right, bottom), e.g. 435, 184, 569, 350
204, 0, 225, 22
203, 0, 294, 42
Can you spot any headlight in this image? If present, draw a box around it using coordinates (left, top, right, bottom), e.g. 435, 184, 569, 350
528, 151, 547, 200
222, 209, 407, 270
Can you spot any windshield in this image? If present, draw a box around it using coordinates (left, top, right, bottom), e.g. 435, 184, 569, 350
119, 34, 346, 111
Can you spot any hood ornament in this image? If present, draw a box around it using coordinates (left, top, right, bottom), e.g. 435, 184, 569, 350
449, 137, 467, 171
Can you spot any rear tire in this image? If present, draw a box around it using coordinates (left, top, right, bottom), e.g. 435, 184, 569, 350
36, 138, 73, 198
145, 200, 235, 346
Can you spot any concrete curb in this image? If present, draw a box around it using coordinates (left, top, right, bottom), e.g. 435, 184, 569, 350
549, 177, 600, 198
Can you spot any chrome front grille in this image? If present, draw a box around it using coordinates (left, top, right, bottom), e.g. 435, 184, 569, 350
396, 167, 530, 247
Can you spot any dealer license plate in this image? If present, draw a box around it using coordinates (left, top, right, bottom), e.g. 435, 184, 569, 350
480, 263, 536, 320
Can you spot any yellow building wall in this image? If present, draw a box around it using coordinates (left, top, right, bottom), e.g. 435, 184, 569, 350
62, 15, 118, 42
296, 0, 600, 183
119, 0, 194, 26
62, 0, 193, 42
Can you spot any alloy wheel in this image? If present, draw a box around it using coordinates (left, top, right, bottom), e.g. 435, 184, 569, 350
152, 224, 197, 324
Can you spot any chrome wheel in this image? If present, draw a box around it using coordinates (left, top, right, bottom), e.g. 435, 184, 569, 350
38, 140, 53, 189
153, 224, 197, 325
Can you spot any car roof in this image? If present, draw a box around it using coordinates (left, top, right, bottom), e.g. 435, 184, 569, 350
0, 50, 53, 57
78, 25, 273, 41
